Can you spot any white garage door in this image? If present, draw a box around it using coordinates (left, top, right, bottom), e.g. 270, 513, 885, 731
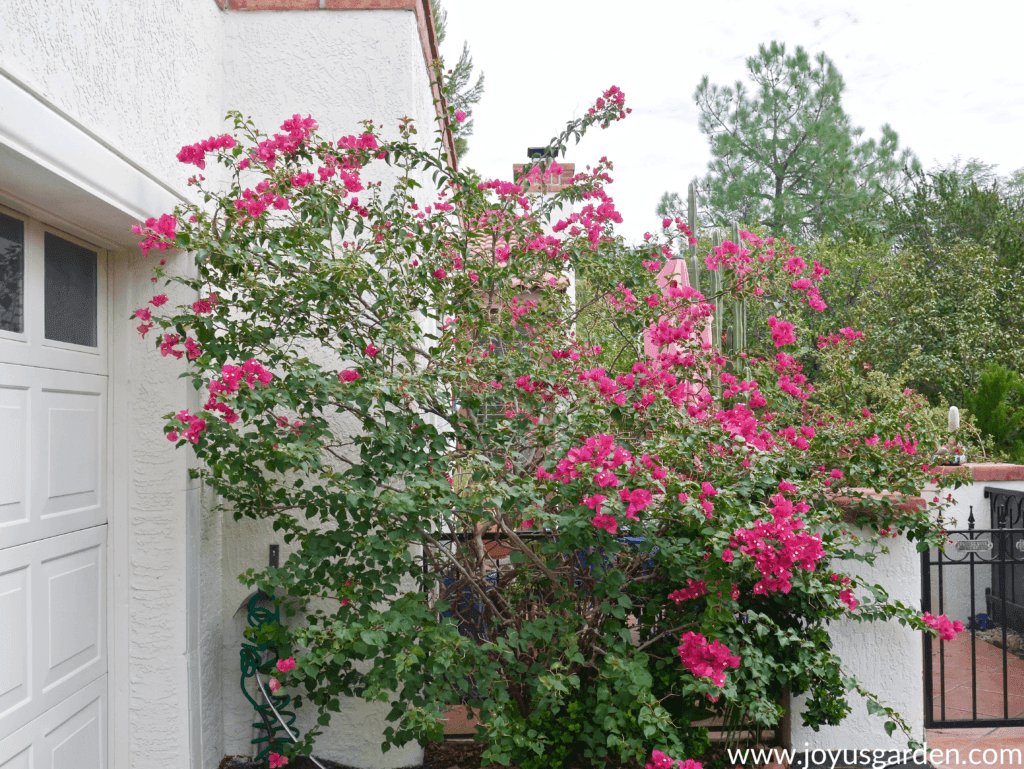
0, 207, 108, 769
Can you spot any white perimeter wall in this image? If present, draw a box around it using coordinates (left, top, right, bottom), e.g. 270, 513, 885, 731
789, 471, 1024, 753
789, 526, 926, 753
0, 2, 441, 768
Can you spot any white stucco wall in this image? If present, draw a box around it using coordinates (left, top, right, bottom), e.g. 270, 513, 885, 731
789, 470, 1024, 753
217, 9, 438, 769
0, 0, 226, 200
789, 527, 926, 753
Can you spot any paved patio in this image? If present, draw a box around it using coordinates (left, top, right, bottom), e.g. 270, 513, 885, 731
927, 633, 1024, 767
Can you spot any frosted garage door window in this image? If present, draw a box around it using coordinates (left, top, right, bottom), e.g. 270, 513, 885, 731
0, 211, 24, 333
45, 232, 97, 347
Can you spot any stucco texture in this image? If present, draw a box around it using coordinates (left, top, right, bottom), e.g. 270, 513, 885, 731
218, 9, 437, 768
789, 532, 926, 753
0, 0, 225, 199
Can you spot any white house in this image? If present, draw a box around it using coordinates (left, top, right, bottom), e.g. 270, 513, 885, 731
0, 2, 450, 768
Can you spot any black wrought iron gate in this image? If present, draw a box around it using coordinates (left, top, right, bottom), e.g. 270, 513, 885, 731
922, 487, 1024, 728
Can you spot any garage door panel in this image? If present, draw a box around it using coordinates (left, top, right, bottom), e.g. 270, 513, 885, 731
0, 385, 28, 526
0, 527, 106, 741
42, 550, 101, 692
0, 567, 29, 718
0, 364, 106, 551
0, 676, 106, 769
42, 391, 101, 515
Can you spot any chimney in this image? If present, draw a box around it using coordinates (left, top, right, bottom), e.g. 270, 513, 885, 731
513, 148, 574, 195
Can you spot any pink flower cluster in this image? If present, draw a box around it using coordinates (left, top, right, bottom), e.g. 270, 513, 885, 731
268, 753, 289, 768
168, 409, 206, 444
204, 359, 274, 424
233, 179, 290, 220
552, 186, 622, 247
677, 632, 741, 687
668, 579, 708, 604
647, 750, 703, 769
132, 214, 178, 257
728, 492, 824, 595
779, 251, 827, 310
818, 327, 865, 349
587, 84, 630, 123
923, 612, 966, 641
158, 333, 201, 361
882, 433, 918, 455
239, 114, 319, 171
176, 134, 236, 169
771, 352, 814, 401
537, 435, 670, 533
337, 132, 379, 152
767, 316, 796, 348
276, 656, 297, 672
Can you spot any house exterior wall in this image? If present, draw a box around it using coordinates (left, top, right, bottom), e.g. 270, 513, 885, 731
0, 1, 445, 767
216, 9, 438, 768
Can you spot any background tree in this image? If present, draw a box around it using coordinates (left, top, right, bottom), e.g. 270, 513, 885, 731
883, 157, 1024, 269
432, 0, 485, 160
659, 42, 915, 241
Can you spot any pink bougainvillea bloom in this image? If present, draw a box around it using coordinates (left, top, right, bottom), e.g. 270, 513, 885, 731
183, 337, 202, 360
432, 268, 447, 280
922, 612, 966, 641
522, 519, 534, 529
767, 316, 796, 348
268, 753, 289, 768
149, 293, 169, 307
276, 657, 296, 673
677, 632, 741, 687
646, 752, 703, 769
160, 333, 184, 360
268, 677, 281, 692
455, 110, 467, 123
339, 369, 361, 382
341, 598, 350, 606
591, 512, 617, 535
721, 549, 734, 563
364, 344, 380, 358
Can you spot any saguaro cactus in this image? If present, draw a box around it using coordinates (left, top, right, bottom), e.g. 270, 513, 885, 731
685, 183, 747, 374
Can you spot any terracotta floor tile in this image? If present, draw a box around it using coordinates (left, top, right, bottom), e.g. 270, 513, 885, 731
928, 702, 995, 721
974, 669, 1024, 695
987, 726, 1024, 737
932, 688, 1014, 718
928, 726, 993, 738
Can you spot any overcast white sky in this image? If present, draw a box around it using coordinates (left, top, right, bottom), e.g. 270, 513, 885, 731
438, 0, 1024, 244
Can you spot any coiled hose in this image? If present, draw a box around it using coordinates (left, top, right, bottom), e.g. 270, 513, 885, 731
239, 592, 301, 767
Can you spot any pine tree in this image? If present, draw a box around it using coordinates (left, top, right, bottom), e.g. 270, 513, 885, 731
660, 42, 915, 241
432, 1, 485, 160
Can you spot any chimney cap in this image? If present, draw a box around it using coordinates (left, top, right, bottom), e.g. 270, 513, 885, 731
527, 147, 558, 160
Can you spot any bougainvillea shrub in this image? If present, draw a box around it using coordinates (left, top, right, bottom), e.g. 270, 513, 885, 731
134, 90, 962, 767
